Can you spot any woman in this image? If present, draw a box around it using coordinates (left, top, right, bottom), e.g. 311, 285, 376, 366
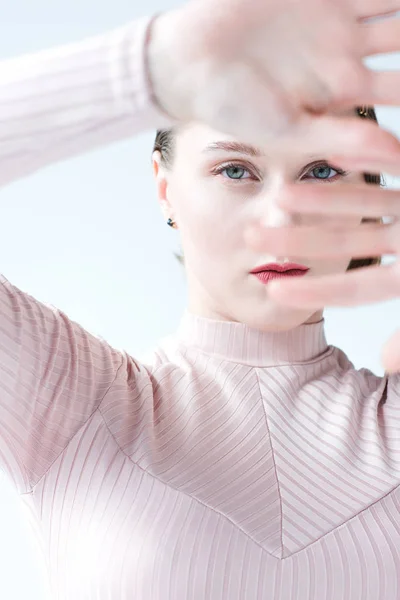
1, 1, 400, 599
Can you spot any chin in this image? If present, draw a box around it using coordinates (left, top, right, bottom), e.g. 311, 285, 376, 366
237, 303, 319, 333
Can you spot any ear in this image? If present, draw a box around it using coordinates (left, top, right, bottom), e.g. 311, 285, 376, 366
152, 150, 174, 224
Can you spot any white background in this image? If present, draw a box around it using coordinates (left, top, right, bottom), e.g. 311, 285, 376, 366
0, 2, 400, 598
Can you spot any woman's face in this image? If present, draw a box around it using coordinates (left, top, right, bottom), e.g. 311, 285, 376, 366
153, 117, 366, 332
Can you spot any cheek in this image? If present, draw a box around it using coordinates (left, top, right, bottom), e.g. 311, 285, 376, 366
182, 209, 242, 259
172, 180, 245, 254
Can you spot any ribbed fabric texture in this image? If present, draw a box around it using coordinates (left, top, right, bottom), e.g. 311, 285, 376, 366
0, 15, 172, 188
0, 13, 399, 600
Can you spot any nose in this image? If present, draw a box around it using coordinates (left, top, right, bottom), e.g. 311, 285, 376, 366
256, 183, 303, 262
262, 202, 295, 228
259, 183, 300, 229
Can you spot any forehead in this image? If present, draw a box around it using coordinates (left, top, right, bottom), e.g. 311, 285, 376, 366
175, 107, 358, 159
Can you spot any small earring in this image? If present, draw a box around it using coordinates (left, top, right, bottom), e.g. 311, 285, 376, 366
167, 218, 177, 229
358, 106, 369, 117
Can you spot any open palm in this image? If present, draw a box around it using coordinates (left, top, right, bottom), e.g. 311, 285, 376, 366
150, 0, 400, 147
245, 166, 400, 373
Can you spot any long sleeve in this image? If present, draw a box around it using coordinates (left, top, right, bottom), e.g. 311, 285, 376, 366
0, 15, 174, 189
0, 15, 173, 494
0, 274, 128, 494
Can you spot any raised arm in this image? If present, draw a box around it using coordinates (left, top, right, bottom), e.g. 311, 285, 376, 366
1, 0, 399, 194
0, 15, 174, 190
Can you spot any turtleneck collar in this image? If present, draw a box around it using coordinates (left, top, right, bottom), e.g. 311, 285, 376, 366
176, 311, 329, 367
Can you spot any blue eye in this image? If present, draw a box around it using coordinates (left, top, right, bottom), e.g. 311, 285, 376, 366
305, 163, 347, 181
313, 166, 333, 179
214, 162, 254, 180
225, 166, 247, 179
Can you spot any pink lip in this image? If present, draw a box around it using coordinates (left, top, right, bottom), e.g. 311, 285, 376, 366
250, 262, 309, 273
253, 270, 308, 284
250, 262, 309, 285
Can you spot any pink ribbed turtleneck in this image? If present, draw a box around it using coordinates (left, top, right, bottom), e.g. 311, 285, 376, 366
0, 13, 399, 600
176, 311, 328, 365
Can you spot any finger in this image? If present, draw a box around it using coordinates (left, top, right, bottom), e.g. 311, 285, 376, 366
279, 185, 400, 219
266, 263, 399, 308
381, 329, 400, 373
329, 153, 400, 177
244, 222, 395, 259
362, 16, 400, 54
273, 115, 400, 170
359, 71, 400, 109
354, 1, 400, 20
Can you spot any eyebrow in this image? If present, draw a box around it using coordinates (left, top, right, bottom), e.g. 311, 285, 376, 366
201, 140, 329, 173
202, 141, 265, 157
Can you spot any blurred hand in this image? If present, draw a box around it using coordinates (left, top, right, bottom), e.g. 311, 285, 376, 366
244, 160, 400, 373
147, 0, 400, 152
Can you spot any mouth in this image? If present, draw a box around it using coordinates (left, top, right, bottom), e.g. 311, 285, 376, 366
250, 262, 309, 274
250, 263, 309, 285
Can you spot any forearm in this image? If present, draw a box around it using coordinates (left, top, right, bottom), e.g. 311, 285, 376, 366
0, 15, 174, 189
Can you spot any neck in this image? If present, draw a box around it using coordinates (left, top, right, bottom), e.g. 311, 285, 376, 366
176, 311, 329, 367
